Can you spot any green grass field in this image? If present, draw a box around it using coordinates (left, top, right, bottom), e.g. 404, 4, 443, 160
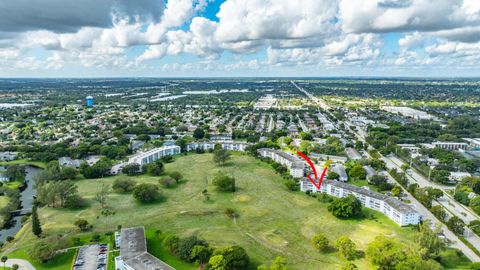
2, 153, 471, 269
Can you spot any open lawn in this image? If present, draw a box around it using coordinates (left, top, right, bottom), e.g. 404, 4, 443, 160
2, 153, 471, 269
0, 159, 47, 169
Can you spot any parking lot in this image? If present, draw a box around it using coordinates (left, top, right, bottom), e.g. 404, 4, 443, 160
73, 243, 108, 270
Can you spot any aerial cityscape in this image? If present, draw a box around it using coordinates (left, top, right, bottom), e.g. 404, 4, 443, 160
1, 1, 480, 270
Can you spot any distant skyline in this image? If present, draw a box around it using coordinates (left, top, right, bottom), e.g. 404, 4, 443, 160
1, 0, 480, 77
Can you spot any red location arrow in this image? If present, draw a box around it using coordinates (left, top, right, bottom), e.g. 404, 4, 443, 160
297, 151, 328, 189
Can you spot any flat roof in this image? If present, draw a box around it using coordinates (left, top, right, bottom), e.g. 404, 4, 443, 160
120, 227, 175, 270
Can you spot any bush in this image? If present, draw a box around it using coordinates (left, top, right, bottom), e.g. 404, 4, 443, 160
112, 177, 137, 193
327, 195, 362, 218
213, 173, 236, 192
311, 233, 329, 252
160, 177, 176, 188
133, 183, 163, 203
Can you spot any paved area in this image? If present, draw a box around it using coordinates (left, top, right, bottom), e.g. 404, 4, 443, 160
4, 259, 35, 270
73, 244, 108, 270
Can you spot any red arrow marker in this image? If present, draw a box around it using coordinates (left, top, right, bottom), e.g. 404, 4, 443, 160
297, 151, 328, 189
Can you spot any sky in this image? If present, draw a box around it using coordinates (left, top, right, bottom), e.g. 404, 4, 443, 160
1, 0, 480, 77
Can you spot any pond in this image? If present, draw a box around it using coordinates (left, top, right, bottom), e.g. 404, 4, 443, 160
0, 166, 39, 242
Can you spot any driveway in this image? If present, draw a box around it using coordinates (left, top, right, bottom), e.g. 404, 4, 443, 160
3, 259, 35, 270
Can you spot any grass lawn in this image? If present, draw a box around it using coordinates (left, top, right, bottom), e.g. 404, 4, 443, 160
0, 159, 47, 169
5, 249, 76, 270
2, 153, 471, 269
0, 196, 9, 209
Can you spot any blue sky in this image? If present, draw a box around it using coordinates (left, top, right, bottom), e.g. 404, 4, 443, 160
1, 0, 480, 77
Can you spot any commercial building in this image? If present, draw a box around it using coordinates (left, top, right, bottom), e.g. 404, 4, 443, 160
258, 148, 305, 178
115, 227, 175, 270
128, 145, 181, 166
186, 141, 249, 152
432, 141, 469, 151
300, 180, 420, 226
381, 106, 436, 120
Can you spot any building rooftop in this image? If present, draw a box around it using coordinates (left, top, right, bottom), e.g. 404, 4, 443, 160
120, 227, 175, 270
323, 180, 417, 214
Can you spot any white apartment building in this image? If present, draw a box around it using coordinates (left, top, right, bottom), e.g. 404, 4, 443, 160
115, 227, 175, 270
300, 180, 420, 226
432, 141, 469, 151
128, 145, 181, 166
258, 148, 305, 178
186, 141, 249, 152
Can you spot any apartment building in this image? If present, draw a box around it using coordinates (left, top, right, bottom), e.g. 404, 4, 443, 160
128, 145, 181, 166
186, 141, 249, 152
300, 179, 420, 226
432, 141, 469, 151
258, 148, 305, 178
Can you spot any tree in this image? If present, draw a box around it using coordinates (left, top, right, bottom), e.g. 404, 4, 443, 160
446, 216, 465, 235
213, 148, 231, 165
213, 173, 236, 192
74, 219, 90, 231
94, 184, 109, 208
30, 241, 56, 262
164, 235, 180, 253
193, 128, 205, 139
133, 183, 162, 203
341, 262, 358, 270
169, 171, 183, 183
122, 163, 141, 176
31, 205, 42, 237
334, 236, 356, 260
210, 245, 250, 270
178, 235, 208, 262
311, 233, 329, 252
348, 165, 366, 180
12, 264, 19, 270
5, 165, 26, 182
430, 205, 447, 222
1, 256, 6, 269
327, 195, 362, 218
112, 177, 137, 193
415, 222, 446, 258
391, 185, 402, 197
327, 171, 339, 180
258, 256, 289, 270
366, 236, 404, 270
61, 166, 78, 180
190, 245, 212, 265
144, 160, 164, 176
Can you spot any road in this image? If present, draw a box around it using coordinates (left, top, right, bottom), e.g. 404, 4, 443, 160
3, 259, 35, 270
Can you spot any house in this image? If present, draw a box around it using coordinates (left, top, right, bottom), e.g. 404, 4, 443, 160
449, 172, 471, 183
128, 145, 181, 166
58, 157, 82, 168
0, 152, 18, 161
363, 165, 377, 182
257, 148, 305, 178
331, 164, 348, 182
300, 179, 420, 226
115, 227, 175, 270
345, 148, 362, 160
